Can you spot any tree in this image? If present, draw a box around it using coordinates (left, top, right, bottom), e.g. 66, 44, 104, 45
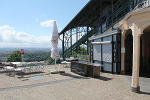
6, 50, 21, 62
47, 57, 53, 64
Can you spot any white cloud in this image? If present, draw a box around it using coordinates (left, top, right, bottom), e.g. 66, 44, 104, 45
40, 20, 55, 27
58, 28, 62, 32
0, 25, 62, 48
36, 19, 38, 21
0, 25, 15, 30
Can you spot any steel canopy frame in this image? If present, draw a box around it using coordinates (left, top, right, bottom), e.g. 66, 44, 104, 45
59, 0, 117, 35
59, 0, 120, 60
48, 0, 146, 64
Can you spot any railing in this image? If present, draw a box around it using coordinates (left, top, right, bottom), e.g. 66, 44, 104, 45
61, 28, 97, 59
98, 0, 130, 34
51, 0, 148, 65
1, 61, 47, 67
0, 57, 47, 65
61, 55, 90, 62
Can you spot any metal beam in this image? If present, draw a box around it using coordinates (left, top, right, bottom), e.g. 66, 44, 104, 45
62, 32, 65, 60
70, 29, 72, 56
111, 0, 114, 30
76, 27, 78, 53
132, 0, 134, 9
100, 0, 102, 34
87, 9, 89, 55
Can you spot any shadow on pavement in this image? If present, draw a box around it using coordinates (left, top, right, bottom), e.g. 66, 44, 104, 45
0, 71, 6, 74
60, 72, 113, 81
95, 76, 113, 81
125, 71, 150, 78
21, 79, 29, 81
60, 73, 90, 79
139, 91, 150, 95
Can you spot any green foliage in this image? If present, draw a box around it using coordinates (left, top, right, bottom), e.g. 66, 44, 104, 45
3, 51, 52, 62
2, 50, 60, 64
6, 50, 21, 62
46, 57, 61, 64
23, 51, 51, 62
65, 45, 88, 58
46, 57, 53, 64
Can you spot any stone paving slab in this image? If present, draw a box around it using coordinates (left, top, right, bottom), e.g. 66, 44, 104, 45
121, 74, 150, 96
30, 75, 45, 81
0, 64, 150, 100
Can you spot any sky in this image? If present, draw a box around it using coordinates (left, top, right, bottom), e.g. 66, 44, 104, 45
0, 0, 90, 48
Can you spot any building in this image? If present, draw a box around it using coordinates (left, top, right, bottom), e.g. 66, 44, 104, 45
60, 0, 150, 93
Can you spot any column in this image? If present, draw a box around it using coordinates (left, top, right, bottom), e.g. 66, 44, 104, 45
130, 23, 141, 93
22, 54, 23, 62
121, 31, 126, 74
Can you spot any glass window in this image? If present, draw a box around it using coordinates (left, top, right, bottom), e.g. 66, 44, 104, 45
94, 39, 101, 42
103, 36, 112, 41
103, 62, 112, 72
93, 44, 101, 61
113, 35, 116, 41
102, 44, 112, 62
113, 63, 116, 73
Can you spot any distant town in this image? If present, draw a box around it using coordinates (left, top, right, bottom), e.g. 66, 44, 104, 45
0, 48, 62, 55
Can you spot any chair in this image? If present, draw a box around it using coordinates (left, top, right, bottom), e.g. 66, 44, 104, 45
66, 61, 71, 68
0, 63, 5, 70
66, 57, 74, 67
70, 57, 74, 60
61, 61, 67, 67
14, 67, 24, 77
4, 66, 15, 76
37, 64, 44, 72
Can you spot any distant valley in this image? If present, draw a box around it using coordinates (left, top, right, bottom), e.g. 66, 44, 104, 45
0, 48, 62, 55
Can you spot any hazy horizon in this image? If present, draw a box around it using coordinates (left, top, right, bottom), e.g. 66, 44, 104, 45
0, 0, 89, 48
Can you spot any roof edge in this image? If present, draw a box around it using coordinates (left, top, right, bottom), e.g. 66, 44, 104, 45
59, 0, 92, 35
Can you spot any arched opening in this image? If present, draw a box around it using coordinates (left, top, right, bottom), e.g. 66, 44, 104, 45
125, 30, 133, 74
140, 26, 150, 77
124, 26, 150, 76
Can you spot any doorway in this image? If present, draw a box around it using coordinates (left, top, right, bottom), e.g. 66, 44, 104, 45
125, 34, 133, 72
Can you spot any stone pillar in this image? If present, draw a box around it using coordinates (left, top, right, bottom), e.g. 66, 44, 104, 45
22, 54, 23, 62
130, 23, 141, 93
121, 31, 126, 74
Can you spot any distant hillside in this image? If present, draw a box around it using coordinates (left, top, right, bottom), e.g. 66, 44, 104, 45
0, 48, 62, 55
0, 48, 62, 62
0, 51, 51, 62
23, 51, 51, 62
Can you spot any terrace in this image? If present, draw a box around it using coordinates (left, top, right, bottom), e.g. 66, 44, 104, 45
0, 64, 150, 100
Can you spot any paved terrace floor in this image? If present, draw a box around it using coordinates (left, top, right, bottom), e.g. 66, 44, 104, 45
0, 64, 150, 100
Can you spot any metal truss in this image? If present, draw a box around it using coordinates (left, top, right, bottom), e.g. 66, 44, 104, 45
61, 26, 92, 58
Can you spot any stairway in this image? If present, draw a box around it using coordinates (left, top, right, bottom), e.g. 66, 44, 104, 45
50, 0, 131, 65
50, 28, 97, 65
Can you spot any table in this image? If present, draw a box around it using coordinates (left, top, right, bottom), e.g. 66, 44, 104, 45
71, 61, 104, 78
60, 58, 78, 61
11, 62, 21, 67
61, 61, 71, 68
4, 66, 15, 76
4, 66, 14, 70
11, 62, 21, 65
31, 65, 44, 72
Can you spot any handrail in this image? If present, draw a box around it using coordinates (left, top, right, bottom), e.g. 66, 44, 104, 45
50, 0, 132, 65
